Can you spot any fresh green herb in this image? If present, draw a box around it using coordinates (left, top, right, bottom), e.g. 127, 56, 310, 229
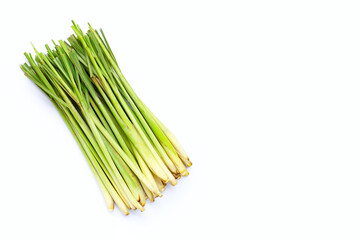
20, 21, 191, 215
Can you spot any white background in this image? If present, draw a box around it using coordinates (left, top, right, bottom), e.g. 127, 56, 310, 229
0, 0, 360, 239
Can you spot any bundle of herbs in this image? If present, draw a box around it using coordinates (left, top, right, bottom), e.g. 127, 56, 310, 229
20, 21, 191, 215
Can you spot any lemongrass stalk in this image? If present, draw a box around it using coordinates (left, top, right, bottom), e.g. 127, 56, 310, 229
62, 109, 115, 211
107, 89, 179, 183
89, 160, 115, 211
147, 107, 192, 167
97, 63, 178, 183
131, 145, 161, 196
21, 61, 119, 211
24, 41, 136, 213
80, 139, 129, 213
83, 139, 131, 209
33, 48, 79, 104
153, 173, 165, 193
89, 95, 138, 166
80, 95, 144, 211
101, 101, 135, 154
53, 102, 129, 214
97, 91, 166, 195
90, 97, 144, 201
24, 53, 56, 94
141, 182, 154, 202
91, 112, 160, 197
162, 144, 188, 176
93, 38, 186, 170
61, 103, 132, 209
62, 101, 137, 210
103, 105, 163, 198
118, 83, 187, 174
92, 103, 142, 202
88, 26, 184, 178
90, 74, 170, 183
37, 55, 139, 210
105, 138, 141, 202
138, 186, 147, 206
75, 28, 176, 184
20, 64, 71, 108
74, 133, 115, 211
115, 86, 179, 174
68, 42, 169, 183
102, 109, 158, 203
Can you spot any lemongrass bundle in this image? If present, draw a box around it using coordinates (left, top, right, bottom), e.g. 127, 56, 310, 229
20, 21, 191, 215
